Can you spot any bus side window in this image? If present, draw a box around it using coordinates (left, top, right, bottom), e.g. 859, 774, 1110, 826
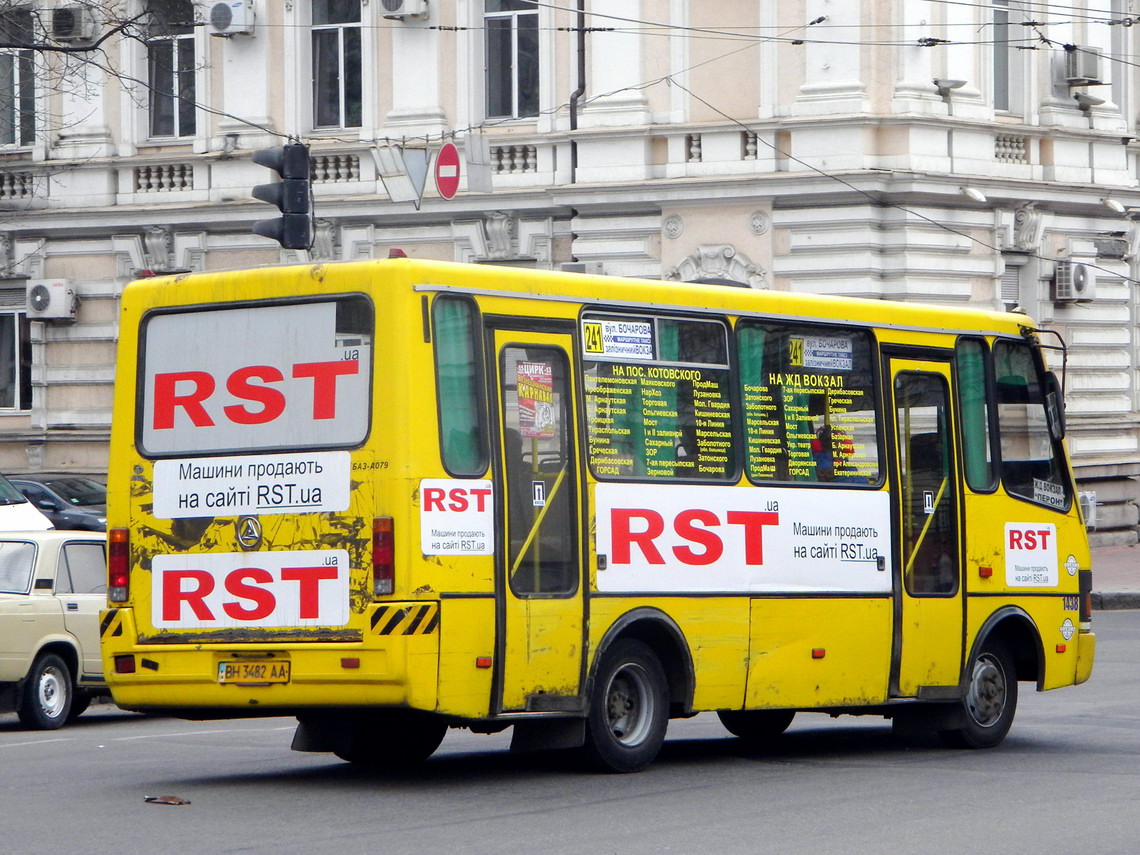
737, 320, 881, 486
993, 340, 1070, 510
956, 338, 996, 492
433, 296, 488, 476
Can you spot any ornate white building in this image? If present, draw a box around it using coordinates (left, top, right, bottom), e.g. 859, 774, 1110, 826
2, 0, 1139, 542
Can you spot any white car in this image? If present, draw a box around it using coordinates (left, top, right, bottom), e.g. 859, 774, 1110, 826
0, 474, 51, 530
0, 531, 107, 729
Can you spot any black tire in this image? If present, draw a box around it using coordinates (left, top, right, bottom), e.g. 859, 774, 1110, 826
67, 690, 93, 722
718, 709, 795, 745
18, 653, 73, 730
583, 639, 669, 773
333, 710, 447, 767
939, 638, 1018, 749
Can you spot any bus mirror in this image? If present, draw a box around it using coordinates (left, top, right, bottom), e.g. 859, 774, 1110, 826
1044, 372, 1065, 441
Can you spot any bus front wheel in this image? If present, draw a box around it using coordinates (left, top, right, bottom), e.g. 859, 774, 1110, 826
583, 639, 669, 773
939, 638, 1018, 749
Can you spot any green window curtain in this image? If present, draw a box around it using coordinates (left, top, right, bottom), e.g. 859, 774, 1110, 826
957, 340, 994, 490
737, 324, 767, 480
433, 298, 486, 475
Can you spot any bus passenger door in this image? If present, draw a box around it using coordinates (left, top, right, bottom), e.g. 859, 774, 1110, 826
491, 329, 585, 713
888, 357, 964, 696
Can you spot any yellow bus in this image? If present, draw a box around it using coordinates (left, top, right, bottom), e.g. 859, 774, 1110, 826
102, 259, 1095, 772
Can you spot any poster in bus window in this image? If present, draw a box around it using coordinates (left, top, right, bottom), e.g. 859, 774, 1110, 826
517, 361, 556, 438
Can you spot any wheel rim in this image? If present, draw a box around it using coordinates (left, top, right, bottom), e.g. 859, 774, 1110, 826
604, 662, 656, 748
37, 665, 67, 719
965, 653, 1007, 728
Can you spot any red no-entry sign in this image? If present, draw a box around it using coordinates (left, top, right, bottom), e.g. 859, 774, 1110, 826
435, 143, 461, 200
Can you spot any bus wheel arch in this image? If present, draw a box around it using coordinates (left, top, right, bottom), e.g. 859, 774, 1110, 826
972, 606, 1045, 688
590, 608, 695, 718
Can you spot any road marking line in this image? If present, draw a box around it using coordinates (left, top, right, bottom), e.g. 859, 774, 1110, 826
0, 737, 73, 749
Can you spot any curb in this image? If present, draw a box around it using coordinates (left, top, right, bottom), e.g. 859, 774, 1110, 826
1092, 592, 1140, 610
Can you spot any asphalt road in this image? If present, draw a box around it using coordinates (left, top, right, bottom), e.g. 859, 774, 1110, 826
2, 611, 1137, 855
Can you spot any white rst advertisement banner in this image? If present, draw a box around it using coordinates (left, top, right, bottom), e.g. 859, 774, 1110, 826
595, 483, 893, 594
153, 451, 350, 519
419, 479, 494, 555
152, 549, 350, 629
1004, 522, 1058, 587
140, 301, 370, 455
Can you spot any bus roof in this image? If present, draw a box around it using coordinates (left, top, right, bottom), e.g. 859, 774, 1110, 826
126, 258, 1034, 339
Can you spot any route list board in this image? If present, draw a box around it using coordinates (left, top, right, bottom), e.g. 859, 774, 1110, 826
738, 324, 880, 484
582, 315, 734, 480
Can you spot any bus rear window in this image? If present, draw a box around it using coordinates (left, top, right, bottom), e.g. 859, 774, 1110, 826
138, 297, 373, 456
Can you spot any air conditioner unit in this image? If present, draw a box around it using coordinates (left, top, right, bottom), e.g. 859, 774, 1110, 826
26, 280, 77, 321
1053, 260, 1096, 302
50, 5, 98, 44
380, 0, 429, 20
207, 0, 255, 36
1078, 491, 1098, 530
1064, 46, 1103, 86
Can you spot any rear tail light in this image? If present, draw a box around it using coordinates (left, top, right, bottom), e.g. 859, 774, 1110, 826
108, 527, 130, 603
373, 516, 394, 596
1079, 567, 1093, 623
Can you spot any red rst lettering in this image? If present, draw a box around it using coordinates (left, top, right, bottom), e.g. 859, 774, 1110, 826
672, 509, 723, 566
1035, 529, 1051, 549
153, 371, 216, 430
423, 487, 446, 511
1009, 530, 1023, 549
223, 366, 285, 425
292, 360, 359, 420
281, 566, 340, 619
726, 510, 780, 565
610, 508, 665, 565
222, 567, 275, 620
468, 488, 492, 512
448, 489, 469, 512
162, 569, 216, 622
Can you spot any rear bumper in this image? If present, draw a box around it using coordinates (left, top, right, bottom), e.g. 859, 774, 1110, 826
101, 606, 440, 713
1075, 629, 1096, 685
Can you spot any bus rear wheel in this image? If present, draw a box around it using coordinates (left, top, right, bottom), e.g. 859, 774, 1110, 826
718, 709, 795, 746
939, 638, 1018, 749
583, 639, 669, 773
332, 711, 448, 767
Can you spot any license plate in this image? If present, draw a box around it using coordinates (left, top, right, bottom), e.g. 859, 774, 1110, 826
217, 660, 291, 685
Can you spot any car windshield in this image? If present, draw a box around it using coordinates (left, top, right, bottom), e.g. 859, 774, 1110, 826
44, 477, 106, 506
0, 474, 30, 506
0, 541, 35, 593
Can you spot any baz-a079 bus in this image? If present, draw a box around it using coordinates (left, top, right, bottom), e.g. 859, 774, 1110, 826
102, 259, 1094, 772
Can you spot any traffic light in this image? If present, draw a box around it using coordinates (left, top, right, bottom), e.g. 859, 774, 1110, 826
251, 143, 312, 250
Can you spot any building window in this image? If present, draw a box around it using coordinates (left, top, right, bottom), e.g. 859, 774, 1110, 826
485, 0, 538, 119
147, 0, 197, 138
992, 0, 1025, 115
0, 8, 35, 147
0, 310, 31, 411
313, 0, 362, 129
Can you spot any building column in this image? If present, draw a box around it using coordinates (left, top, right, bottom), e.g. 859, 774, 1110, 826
383, 8, 448, 136
790, 0, 868, 116
579, 0, 651, 127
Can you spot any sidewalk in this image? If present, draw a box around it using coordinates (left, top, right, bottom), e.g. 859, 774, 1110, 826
1091, 544, 1140, 610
